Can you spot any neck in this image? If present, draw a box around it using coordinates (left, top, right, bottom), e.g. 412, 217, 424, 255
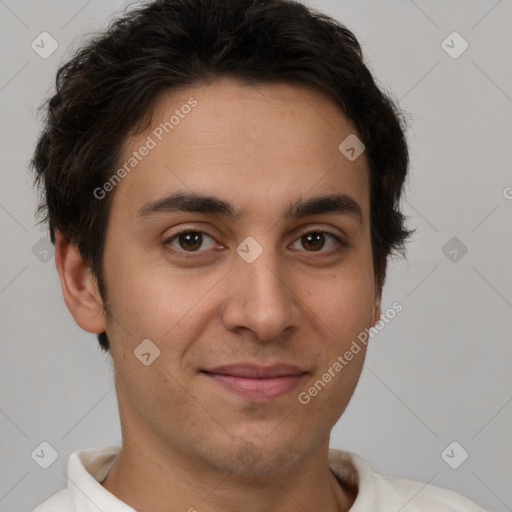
101, 436, 356, 512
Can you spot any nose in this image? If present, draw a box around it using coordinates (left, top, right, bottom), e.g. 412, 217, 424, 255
220, 243, 299, 341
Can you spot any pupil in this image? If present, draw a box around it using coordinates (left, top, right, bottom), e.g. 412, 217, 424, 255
304, 232, 323, 251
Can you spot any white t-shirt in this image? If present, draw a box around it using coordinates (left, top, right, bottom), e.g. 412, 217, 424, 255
33, 445, 490, 511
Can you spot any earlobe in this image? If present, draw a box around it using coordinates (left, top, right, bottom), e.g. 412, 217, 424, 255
54, 230, 106, 334
371, 296, 381, 326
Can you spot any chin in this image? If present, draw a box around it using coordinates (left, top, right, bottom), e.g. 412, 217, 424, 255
204, 433, 313, 477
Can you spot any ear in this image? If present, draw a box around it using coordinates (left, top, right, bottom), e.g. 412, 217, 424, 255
54, 230, 106, 334
370, 288, 381, 327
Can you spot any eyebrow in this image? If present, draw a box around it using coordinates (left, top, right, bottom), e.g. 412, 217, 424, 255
137, 191, 363, 223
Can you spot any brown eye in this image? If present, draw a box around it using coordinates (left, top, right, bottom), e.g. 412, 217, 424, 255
290, 231, 346, 254
301, 232, 325, 251
167, 230, 217, 252
178, 232, 202, 251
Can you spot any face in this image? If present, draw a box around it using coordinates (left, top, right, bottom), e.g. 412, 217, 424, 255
100, 76, 380, 476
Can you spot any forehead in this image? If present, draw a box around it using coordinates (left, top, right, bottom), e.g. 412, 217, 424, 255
110, 77, 370, 223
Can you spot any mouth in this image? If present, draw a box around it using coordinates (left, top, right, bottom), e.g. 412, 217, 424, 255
201, 363, 308, 402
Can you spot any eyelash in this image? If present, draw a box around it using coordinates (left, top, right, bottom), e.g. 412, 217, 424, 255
163, 228, 348, 258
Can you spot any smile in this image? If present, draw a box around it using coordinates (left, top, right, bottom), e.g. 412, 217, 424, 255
202, 372, 307, 401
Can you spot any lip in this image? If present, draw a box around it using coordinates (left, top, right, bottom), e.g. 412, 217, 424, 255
204, 363, 306, 378
201, 363, 307, 401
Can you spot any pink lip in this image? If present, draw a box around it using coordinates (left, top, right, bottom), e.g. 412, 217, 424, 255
202, 363, 307, 401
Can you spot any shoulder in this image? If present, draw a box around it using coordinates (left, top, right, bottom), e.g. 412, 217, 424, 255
32, 488, 72, 512
31, 445, 123, 512
328, 448, 489, 511
378, 472, 490, 511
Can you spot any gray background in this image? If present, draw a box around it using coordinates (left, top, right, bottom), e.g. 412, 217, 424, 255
1, 0, 511, 510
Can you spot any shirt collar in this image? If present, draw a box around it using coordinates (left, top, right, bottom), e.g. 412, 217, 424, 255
66, 445, 135, 511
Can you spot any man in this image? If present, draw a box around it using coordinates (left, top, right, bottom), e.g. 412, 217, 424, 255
30, 0, 489, 510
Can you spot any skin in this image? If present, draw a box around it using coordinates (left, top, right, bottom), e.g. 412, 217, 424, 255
55, 76, 382, 512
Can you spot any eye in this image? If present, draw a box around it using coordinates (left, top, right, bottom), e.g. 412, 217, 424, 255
290, 231, 346, 253
165, 230, 218, 253
163, 228, 347, 258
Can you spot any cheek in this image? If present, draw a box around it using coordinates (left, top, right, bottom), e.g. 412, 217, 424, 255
102, 251, 184, 335
305, 263, 376, 339
116, 351, 203, 438
103, 257, 224, 369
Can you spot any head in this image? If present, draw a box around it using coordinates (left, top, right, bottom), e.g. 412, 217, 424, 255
31, 0, 413, 477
